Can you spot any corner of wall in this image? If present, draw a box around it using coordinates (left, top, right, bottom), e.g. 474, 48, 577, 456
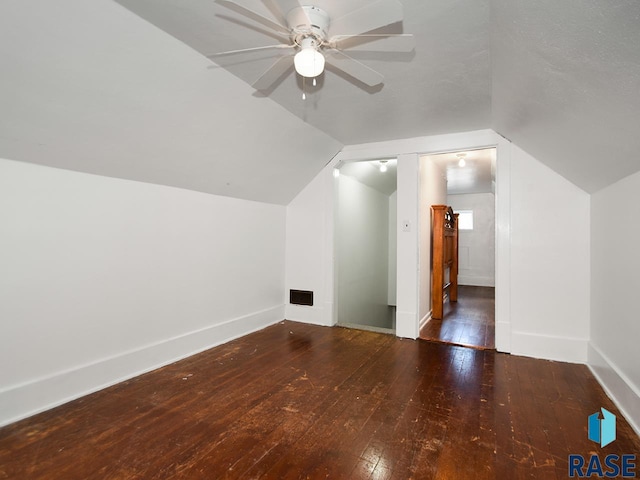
284, 162, 336, 329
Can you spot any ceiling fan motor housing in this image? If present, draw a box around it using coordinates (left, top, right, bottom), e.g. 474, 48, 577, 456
287, 5, 330, 46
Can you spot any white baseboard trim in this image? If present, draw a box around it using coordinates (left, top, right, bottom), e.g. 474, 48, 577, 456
396, 310, 418, 339
510, 331, 588, 363
588, 343, 640, 437
457, 275, 495, 287
285, 304, 330, 327
0, 305, 285, 428
494, 321, 511, 354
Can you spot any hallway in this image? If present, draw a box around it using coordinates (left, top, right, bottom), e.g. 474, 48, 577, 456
420, 285, 495, 350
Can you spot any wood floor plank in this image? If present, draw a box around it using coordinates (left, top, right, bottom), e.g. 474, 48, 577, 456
1, 320, 638, 479
420, 285, 496, 350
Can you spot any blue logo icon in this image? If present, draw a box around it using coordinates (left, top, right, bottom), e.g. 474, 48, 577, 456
588, 407, 616, 448
568, 408, 635, 477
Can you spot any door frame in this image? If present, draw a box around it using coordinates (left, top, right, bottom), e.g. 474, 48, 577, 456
325, 130, 512, 353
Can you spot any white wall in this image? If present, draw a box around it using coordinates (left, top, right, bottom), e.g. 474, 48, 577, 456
0, 158, 286, 427
284, 168, 335, 326
448, 193, 496, 287
285, 131, 501, 340
418, 156, 448, 326
336, 175, 390, 328
589, 169, 640, 434
388, 191, 397, 306
395, 154, 420, 338
284, 130, 591, 362
508, 145, 590, 362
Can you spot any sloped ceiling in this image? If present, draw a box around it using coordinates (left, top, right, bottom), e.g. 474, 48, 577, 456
113, 0, 492, 146
0, 0, 341, 205
1, 0, 639, 203
491, 0, 640, 193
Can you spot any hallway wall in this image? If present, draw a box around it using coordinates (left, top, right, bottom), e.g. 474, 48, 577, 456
388, 191, 397, 306
336, 175, 390, 329
448, 192, 495, 287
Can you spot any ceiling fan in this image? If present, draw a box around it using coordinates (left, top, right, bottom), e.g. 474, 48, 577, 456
209, 0, 415, 90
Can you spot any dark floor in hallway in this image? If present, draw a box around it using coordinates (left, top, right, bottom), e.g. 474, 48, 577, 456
420, 285, 495, 350
1, 320, 638, 479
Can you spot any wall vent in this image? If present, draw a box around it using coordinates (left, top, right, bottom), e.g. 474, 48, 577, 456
290, 289, 313, 306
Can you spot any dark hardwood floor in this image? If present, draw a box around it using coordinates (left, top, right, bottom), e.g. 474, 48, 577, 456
420, 285, 495, 350
1, 321, 638, 479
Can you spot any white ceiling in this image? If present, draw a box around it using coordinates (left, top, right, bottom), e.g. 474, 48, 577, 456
491, 0, 640, 193
428, 148, 495, 195
339, 159, 397, 196
338, 149, 493, 197
113, 0, 492, 147
1, 0, 639, 204
0, 0, 341, 204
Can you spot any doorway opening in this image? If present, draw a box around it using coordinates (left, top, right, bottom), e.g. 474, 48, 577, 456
334, 159, 397, 334
419, 148, 496, 349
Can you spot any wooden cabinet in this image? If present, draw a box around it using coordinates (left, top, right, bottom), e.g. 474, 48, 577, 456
431, 205, 459, 319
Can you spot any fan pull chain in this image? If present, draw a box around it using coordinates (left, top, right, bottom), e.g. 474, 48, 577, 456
301, 77, 316, 100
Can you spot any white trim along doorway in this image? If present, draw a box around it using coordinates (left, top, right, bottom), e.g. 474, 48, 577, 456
326, 130, 512, 354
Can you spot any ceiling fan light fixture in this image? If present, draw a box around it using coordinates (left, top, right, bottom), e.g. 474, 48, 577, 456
294, 45, 325, 78
214, 1, 414, 90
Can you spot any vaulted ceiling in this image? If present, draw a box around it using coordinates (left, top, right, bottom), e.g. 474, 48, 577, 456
1, 0, 639, 204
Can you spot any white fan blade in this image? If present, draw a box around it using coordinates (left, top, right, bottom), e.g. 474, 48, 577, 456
261, 0, 288, 27
330, 34, 415, 52
207, 44, 293, 57
253, 55, 294, 90
216, 0, 290, 35
329, 0, 404, 37
324, 50, 384, 87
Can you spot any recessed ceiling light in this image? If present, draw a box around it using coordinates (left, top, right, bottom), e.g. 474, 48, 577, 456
379, 160, 388, 173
